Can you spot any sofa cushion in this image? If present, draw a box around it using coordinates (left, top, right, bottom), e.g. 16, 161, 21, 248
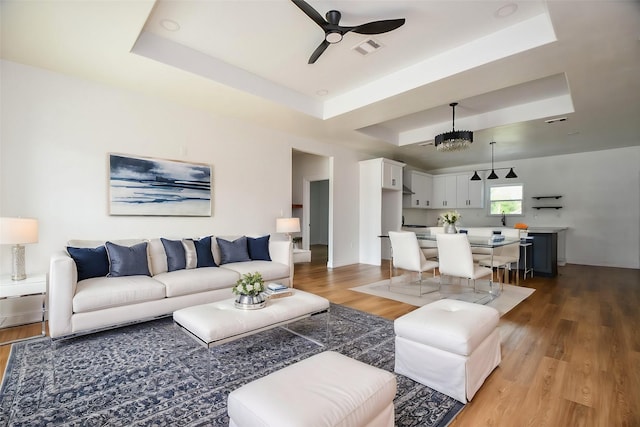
161, 238, 187, 272
105, 241, 151, 277
247, 235, 271, 261
217, 236, 250, 264
193, 236, 217, 267
153, 267, 240, 297
220, 260, 289, 282
67, 246, 109, 281
73, 276, 166, 313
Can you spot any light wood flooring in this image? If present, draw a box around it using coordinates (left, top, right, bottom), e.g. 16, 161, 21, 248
1, 245, 638, 426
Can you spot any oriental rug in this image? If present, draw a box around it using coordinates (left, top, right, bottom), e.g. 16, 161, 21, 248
0, 304, 463, 426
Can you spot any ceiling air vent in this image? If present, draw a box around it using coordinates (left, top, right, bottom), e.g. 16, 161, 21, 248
353, 38, 383, 56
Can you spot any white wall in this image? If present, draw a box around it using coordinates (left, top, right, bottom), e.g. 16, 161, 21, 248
0, 60, 364, 280
409, 147, 640, 269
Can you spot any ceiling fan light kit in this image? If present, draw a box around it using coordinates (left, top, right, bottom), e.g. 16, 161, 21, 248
291, 0, 405, 64
470, 141, 518, 181
435, 103, 473, 152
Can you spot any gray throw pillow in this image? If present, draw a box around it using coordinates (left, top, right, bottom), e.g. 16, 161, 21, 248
105, 241, 151, 277
216, 236, 251, 264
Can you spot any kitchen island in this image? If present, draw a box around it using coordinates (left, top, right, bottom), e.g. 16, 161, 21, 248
526, 227, 568, 277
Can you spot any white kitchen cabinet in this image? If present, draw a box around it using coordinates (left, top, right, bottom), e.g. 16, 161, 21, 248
403, 170, 433, 209
456, 173, 484, 208
433, 175, 457, 208
359, 158, 405, 265
381, 159, 404, 190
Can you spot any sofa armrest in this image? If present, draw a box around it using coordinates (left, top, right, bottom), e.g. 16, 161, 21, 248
48, 251, 77, 338
269, 238, 293, 281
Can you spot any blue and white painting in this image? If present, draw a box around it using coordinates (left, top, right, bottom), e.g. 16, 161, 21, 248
109, 154, 212, 216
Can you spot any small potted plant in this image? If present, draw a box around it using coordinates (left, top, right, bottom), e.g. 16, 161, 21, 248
440, 210, 461, 234
233, 272, 267, 310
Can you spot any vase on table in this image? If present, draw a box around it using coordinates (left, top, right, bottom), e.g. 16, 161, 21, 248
444, 223, 457, 234
234, 293, 267, 310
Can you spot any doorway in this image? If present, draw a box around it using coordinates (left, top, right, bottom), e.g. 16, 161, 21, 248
309, 179, 329, 263
292, 150, 330, 266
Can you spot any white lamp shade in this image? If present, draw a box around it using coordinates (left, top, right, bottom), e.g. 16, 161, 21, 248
0, 217, 39, 244
276, 217, 300, 233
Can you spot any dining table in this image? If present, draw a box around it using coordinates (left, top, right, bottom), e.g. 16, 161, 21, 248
415, 233, 521, 296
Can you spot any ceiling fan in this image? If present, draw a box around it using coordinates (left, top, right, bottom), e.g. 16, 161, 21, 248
291, 0, 406, 64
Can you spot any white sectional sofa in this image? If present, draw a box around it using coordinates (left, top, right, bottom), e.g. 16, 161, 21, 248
48, 235, 292, 339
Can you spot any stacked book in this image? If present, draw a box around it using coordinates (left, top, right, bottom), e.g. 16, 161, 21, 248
263, 282, 293, 299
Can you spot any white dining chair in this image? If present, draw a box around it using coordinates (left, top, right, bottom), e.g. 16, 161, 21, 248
388, 231, 439, 295
435, 233, 493, 292
478, 229, 521, 289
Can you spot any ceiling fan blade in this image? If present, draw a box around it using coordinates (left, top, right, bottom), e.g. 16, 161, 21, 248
352, 18, 405, 35
291, 0, 327, 28
308, 40, 330, 64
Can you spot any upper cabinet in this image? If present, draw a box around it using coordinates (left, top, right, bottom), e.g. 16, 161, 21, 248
403, 170, 433, 209
381, 159, 404, 191
433, 175, 457, 208
400, 170, 485, 210
456, 173, 484, 208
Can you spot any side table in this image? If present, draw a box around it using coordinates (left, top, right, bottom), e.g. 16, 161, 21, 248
0, 273, 47, 345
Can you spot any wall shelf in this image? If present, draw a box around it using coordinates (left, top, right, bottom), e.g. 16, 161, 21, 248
532, 195, 563, 210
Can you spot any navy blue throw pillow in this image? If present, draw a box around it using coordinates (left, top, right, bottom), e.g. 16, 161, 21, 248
193, 236, 217, 268
67, 246, 109, 281
216, 236, 251, 264
105, 241, 151, 277
161, 238, 187, 272
247, 235, 271, 261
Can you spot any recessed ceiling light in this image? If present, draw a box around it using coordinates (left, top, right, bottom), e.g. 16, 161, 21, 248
545, 117, 567, 124
160, 19, 180, 32
495, 3, 518, 18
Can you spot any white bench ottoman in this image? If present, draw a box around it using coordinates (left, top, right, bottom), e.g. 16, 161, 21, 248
228, 351, 397, 427
174, 289, 330, 347
394, 299, 500, 403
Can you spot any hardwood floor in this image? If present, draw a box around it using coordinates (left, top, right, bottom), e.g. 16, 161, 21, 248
296, 245, 640, 427
2, 245, 638, 426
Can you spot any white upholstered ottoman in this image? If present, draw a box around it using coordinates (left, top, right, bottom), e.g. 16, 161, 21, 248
228, 351, 397, 427
394, 299, 500, 403
174, 289, 329, 347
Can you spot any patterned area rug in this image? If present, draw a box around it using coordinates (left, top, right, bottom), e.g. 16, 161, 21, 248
0, 304, 464, 426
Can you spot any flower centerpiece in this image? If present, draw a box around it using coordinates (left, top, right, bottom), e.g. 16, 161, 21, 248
233, 272, 267, 310
440, 210, 461, 234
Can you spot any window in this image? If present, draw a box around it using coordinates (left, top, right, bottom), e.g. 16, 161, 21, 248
489, 184, 523, 215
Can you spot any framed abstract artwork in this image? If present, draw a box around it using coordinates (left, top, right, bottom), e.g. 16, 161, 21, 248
109, 153, 212, 216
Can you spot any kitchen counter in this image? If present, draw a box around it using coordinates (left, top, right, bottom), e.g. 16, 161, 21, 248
526, 227, 568, 233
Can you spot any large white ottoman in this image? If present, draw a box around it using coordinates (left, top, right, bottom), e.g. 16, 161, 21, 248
174, 289, 330, 347
394, 299, 500, 403
228, 351, 397, 427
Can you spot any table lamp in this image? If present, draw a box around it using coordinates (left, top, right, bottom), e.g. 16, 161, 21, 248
0, 217, 39, 281
276, 217, 300, 241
